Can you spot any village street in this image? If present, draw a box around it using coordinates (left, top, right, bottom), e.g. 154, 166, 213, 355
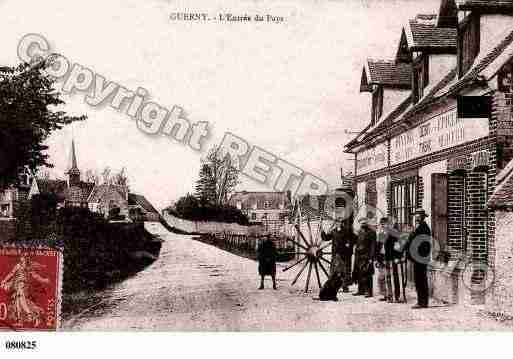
63, 224, 511, 331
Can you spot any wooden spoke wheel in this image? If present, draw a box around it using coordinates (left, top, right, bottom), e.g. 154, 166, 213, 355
282, 213, 333, 293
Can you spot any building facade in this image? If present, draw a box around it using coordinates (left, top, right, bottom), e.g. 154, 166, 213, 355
0, 167, 32, 241
345, 0, 513, 305
228, 191, 291, 234
294, 184, 355, 223
0, 166, 33, 219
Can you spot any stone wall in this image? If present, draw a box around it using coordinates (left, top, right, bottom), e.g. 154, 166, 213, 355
162, 210, 261, 235
429, 265, 461, 304
486, 210, 513, 317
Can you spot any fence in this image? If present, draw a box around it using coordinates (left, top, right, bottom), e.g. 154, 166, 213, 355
162, 210, 294, 261
198, 232, 294, 262
162, 210, 258, 235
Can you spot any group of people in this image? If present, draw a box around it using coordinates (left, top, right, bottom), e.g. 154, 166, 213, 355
319, 208, 431, 309
256, 207, 432, 310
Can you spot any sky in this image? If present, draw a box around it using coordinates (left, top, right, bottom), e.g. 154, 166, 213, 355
0, 0, 440, 209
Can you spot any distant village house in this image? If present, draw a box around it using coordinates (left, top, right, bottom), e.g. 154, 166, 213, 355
228, 191, 291, 234
27, 140, 160, 222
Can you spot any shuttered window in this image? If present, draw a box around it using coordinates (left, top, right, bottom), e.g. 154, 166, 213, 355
431, 173, 448, 252
458, 13, 480, 78
371, 86, 383, 125
413, 56, 429, 104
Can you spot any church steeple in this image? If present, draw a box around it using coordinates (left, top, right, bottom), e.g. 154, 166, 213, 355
67, 139, 81, 186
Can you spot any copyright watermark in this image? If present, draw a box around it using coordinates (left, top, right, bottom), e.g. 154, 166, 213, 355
16, 33, 329, 198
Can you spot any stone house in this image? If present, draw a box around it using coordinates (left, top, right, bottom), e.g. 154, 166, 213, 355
128, 193, 160, 222
0, 166, 33, 218
0, 166, 34, 241
345, 0, 513, 305
87, 184, 129, 218
228, 191, 291, 234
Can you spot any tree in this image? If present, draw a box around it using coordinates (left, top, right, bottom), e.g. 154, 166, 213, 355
0, 61, 86, 189
173, 193, 248, 224
174, 193, 200, 220
194, 146, 239, 206
195, 164, 216, 204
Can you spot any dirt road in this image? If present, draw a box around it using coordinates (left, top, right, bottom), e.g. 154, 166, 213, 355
63, 224, 510, 331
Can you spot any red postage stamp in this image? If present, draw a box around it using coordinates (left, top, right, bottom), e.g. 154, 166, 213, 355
0, 246, 62, 331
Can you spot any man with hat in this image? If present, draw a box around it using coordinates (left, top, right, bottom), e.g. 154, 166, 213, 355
353, 217, 376, 297
318, 216, 357, 301
406, 208, 432, 308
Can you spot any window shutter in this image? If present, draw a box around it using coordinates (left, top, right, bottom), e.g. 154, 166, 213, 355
378, 86, 384, 119
431, 173, 448, 253
371, 89, 377, 125
413, 70, 419, 104
423, 56, 429, 88
458, 14, 480, 77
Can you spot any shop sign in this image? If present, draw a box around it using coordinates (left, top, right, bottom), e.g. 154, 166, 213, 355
390, 109, 489, 166
448, 155, 467, 174
471, 150, 489, 171
356, 142, 387, 176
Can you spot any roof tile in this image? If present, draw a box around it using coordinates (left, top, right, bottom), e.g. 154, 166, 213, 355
489, 159, 513, 208
366, 59, 412, 87
459, 0, 513, 11
128, 193, 159, 214
408, 15, 457, 49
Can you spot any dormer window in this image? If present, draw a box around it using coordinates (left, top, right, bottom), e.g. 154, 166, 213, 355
371, 86, 383, 125
413, 55, 429, 103
361, 60, 412, 127
458, 13, 480, 78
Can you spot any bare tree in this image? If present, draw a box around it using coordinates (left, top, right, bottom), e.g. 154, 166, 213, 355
195, 146, 239, 206
101, 167, 111, 185
85, 169, 100, 185
113, 167, 129, 188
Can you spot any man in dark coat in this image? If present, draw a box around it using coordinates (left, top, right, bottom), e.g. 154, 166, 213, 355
353, 217, 376, 297
318, 218, 356, 301
383, 217, 401, 302
406, 208, 432, 308
257, 234, 277, 290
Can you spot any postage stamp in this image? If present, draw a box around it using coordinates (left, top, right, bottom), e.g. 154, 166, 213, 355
0, 246, 62, 331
